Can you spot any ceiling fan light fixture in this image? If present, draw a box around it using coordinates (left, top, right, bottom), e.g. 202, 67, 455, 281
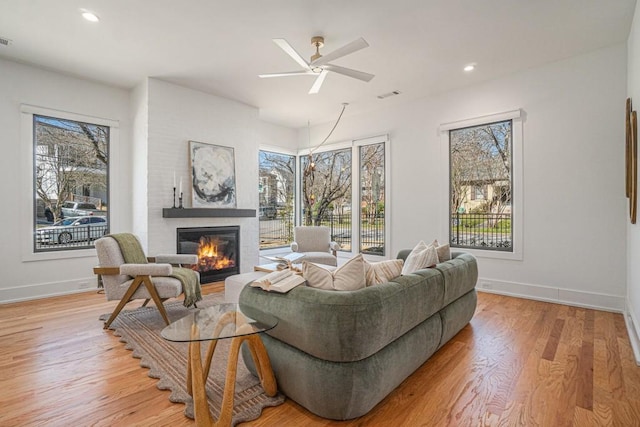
464, 63, 476, 72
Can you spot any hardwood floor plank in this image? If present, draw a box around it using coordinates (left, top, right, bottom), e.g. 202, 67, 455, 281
1, 289, 640, 426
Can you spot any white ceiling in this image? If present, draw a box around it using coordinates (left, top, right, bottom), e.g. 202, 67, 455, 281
0, 0, 636, 128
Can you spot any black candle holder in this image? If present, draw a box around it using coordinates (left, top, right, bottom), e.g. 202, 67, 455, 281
172, 187, 176, 208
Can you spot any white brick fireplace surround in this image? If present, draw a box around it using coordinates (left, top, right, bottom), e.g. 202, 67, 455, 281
132, 78, 298, 278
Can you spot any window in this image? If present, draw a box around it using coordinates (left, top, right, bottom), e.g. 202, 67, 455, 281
258, 150, 296, 249
258, 136, 389, 257
298, 135, 389, 257
33, 114, 109, 251
441, 110, 522, 260
359, 142, 385, 255
301, 147, 353, 250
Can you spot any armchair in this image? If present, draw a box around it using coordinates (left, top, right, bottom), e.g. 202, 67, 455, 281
94, 233, 201, 329
290, 226, 340, 267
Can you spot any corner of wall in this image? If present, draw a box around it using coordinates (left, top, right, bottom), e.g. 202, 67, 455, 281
625, 299, 640, 365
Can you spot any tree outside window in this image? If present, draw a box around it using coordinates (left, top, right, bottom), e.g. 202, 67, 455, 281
302, 148, 352, 250
258, 150, 295, 249
450, 120, 512, 251
359, 143, 385, 255
34, 115, 109, 251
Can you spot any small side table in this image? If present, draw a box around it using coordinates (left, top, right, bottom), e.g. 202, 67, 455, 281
161, 303, 278, 427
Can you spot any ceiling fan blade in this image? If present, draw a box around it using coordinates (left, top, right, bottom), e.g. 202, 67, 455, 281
273, 38, 311, 70
311, 37, 369, 67
309, 70, 328, 94
259, 70, 315, 78
324, 64, 375, 82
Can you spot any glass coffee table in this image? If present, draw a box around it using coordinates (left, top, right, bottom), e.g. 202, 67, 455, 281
161, 303, 278, 427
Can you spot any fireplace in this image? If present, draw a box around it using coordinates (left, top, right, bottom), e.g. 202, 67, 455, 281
176, 226, 240, 284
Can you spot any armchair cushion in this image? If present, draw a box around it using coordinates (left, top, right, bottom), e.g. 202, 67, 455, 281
293, 226, 332, 252
114, 276, 183, 301
119, 263, 172, 276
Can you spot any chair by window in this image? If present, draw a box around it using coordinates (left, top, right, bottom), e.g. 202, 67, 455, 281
94, 233, 200, 328
290, 226, 340, 266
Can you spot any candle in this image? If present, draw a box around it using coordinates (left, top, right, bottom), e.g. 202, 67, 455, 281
179, 177, 182, 195
173, 171, 176, 189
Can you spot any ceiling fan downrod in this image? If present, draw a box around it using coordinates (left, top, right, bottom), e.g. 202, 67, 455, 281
310, 36, 324, 63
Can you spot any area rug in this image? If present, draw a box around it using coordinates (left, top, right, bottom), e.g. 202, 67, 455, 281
100, 293, 285, 426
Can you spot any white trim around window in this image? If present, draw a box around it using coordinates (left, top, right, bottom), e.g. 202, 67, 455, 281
20, 104, 119, 262
439, 110, 523, 261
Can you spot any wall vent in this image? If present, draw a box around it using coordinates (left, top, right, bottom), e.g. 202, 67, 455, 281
377, 90, 401, 99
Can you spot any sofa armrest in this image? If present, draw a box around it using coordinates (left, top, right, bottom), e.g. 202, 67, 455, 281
120, 263, 172, 276
396, 249, 412, 262
155, 254, 198, 265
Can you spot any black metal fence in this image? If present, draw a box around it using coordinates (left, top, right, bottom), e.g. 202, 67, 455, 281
35, 224, 108, 251
450, 212, 512, 250
259, 213, 385, 255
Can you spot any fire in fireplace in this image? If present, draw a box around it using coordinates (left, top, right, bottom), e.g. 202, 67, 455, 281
176, 226, 240, 283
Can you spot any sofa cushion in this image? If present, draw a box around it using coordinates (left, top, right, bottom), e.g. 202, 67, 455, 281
434, 252, 478, 306
303, 254, 366, 291
401, 241, 438, 275
364, 258, 404, 286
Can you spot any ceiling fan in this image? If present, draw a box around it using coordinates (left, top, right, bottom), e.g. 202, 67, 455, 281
258, 36, 374, 94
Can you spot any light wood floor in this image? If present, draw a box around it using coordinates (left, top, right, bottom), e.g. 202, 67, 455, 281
1, 285, 640, 426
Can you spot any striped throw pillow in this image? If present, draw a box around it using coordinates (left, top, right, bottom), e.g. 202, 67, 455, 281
364, 259, 404, 286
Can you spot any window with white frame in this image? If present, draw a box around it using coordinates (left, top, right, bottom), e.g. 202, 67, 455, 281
441, 111, 522, 260
258, 149, 296, 249
299, 135, 389, 257
32, 113, 110, 252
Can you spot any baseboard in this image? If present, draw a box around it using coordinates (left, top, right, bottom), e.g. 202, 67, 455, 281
476, 277, 625, 313
0, 276, 99, 304
624, 301, 640, 366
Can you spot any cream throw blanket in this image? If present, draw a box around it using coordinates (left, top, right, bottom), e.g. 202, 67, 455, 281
109, 233, 202, 307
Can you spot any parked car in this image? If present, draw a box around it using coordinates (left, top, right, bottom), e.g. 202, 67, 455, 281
259, 206, 277, 219
60, 201, 104, 217
36, 216, 108, 245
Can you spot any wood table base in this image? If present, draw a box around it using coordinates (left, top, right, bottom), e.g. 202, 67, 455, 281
188, 325, 277, 427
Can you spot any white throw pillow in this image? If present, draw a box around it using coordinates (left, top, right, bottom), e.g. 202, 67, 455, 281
303, 254, 366, 291
401, 241, 438, 275
364, 259, 404, 286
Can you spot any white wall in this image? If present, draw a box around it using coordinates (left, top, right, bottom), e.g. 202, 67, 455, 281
0, 58, 132, 302
143, 78, 297, 272
131, 79, 149, 248
627, 3, 640, 362
307, 43, 628, 311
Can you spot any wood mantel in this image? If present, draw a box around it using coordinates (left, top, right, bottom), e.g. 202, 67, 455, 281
162, 208, 256, 218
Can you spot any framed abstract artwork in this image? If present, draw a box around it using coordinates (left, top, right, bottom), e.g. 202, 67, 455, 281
189, 141, 237, 208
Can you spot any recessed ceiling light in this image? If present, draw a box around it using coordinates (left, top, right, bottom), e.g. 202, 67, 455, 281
464, 64, 476, 72
81, 10, 100, 22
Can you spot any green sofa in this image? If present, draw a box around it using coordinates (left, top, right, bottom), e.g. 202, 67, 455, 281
239, 251, 478, 420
